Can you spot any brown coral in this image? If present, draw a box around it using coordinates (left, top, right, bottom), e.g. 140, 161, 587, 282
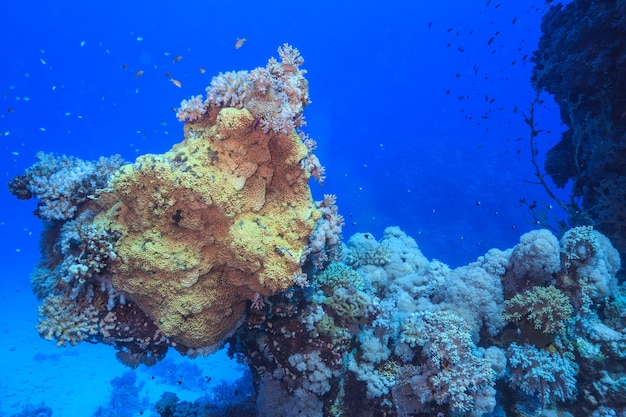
98, 106, 317, 349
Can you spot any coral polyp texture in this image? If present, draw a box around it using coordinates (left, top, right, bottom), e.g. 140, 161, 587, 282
100, 104, 317, 349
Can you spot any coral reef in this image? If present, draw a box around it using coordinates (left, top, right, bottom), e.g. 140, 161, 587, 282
9, 45, 324, 365
531, 0, 626, 262
9, 42, 626, 416
226, 226, 623, 416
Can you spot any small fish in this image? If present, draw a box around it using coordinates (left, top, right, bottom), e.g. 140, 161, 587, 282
135, 70, 144, 78
172, 55, 183, 63
170, 78, 181, 88
165, 72, 171, 77
234, 37, 247, 49
7, 108, 13, 113
199, 67, 206, 73
121, 63, 128, 70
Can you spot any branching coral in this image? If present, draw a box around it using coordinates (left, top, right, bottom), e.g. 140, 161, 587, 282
36, 294, 99, 347
313, 261, 362, 291
506, 343, 577, 406
29, 209, 120, 301
504, 285, 573, 335
532, 0, 626, 259
399, 311, 497, 415
177, 44, 310, 134
304, 194, 344, 269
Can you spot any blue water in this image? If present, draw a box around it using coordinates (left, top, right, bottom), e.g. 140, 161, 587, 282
0, 0, 572, 415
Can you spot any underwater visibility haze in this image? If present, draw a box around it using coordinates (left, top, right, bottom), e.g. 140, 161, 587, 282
2, 0, 626, 416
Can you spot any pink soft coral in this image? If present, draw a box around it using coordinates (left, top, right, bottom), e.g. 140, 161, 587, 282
177, 44, 310, 134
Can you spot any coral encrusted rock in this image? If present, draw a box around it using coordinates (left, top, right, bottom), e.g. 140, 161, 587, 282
98, 106, 317, 349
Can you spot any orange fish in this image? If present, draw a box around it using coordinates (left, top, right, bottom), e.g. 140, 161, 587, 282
172, 55, 183, 63
199, 67, 206, 74
234, 37, 247, 49
170, 78, 182, 88
135, 70, 144, 78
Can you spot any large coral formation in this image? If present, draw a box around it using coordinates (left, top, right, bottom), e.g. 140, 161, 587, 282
531, 0, 626, 262
99, 105, 316, 349
9, 45, 322, 363
228, 225, 623, 416
10, 42, 626, 417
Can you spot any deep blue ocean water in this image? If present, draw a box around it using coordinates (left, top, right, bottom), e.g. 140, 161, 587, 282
0, 0, 573, 415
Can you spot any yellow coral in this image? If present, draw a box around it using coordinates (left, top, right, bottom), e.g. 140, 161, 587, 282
98, 106, 317, 349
